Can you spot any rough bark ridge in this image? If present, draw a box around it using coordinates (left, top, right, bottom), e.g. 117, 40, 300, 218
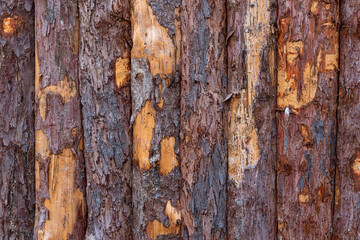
79, 0, 132, 238
0, 0, 35, 239
333, 0, 360, 238
34, 1, 86, 239
180, 0, 227, 239
226, 0, 277, 239
276, 0, 339, 238
131, 0, 181, 239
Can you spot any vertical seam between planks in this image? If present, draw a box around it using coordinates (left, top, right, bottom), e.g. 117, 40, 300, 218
330, 0, 341, 238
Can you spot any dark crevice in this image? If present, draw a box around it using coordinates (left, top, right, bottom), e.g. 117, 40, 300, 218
330, 1, 342, 239
274, 1, 280, 239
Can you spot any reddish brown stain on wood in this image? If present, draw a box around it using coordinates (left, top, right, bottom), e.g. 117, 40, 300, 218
0, 1, 35, 239
333, 1, 360, 238
277, 0, 339, 239
34, 1, 86, 239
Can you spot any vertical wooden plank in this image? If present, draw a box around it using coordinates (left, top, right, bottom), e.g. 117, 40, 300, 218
276, 0, 339, 238
131, 0, 182, 239
226, 0, 277, 238
180, 0, 227, 239
333, 1, 360, 238
0, 0, 35, 239
34, 1, 86, 239
79, 0, 133, 238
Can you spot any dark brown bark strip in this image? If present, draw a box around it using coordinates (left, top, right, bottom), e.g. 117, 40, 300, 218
333, 1, 360, 238
226, 0, 277, 239
180, 0, 227, 239
131, 0, 181, 239
277, 0, 339, 238
79, 0, 133, 238
0, 1, 35, 239
34, 1, 86, 239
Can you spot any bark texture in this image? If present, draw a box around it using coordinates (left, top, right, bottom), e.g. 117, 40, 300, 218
180, 0, 227, 239
0, 1, 35, 239
131, 0, 182, 239
226, 0, 277, 239
276, 0, 339, 239
34, 1, 86, 239
333, 1, 360, 238
79, 0, 132, 238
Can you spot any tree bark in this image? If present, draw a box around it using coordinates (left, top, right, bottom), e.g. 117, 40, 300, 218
34, 1, 86, 239
333, 1, 360, 238
276, 0, 339, 238
78, 1, 133, 238
0, 1, 35, 239
226, 0, 277, 239
180, 0, 227, 239
131, 0, 181, 239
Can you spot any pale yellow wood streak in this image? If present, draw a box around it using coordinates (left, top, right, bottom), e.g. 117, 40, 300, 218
131, 0, 176, 78
228, 0, 272, 185
146, 201, 181, 240
115, 58, 131, 88
159, 137, 178, 175
37, 149, 85, 240
133, 100, 156, 171
228, 92, 260, 185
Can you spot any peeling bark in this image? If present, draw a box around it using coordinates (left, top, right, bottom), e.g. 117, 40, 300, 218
131, 0, 181, 239
333, 1, 360, 238
276, 0, 339, 238
0, 1, 35, 239
34, 1, 86, 239
226, 0, 277, 238
79, 0, 133, 238
180, 0, 227, 239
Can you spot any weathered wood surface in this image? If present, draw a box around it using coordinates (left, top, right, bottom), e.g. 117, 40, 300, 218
333, 0, 360, 239
1, 1, 360, 239
34, 1, 86, 239
276, 0, 339, 239
131, 0, 181, 239
0, 0, 35, 239
79, 0, 133, 238
226, 0, 277, 239
180, 0, 227, 239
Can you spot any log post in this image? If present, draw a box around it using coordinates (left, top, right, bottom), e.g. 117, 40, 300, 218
79, 0, 133, 238
0, 1, 35, 239
333, 1, 360, 238
34, 1, 86, 239
180, 0, 227, 238
276, 0, 339, 238
226, 0, 277, 238
131, 0, 182, 239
